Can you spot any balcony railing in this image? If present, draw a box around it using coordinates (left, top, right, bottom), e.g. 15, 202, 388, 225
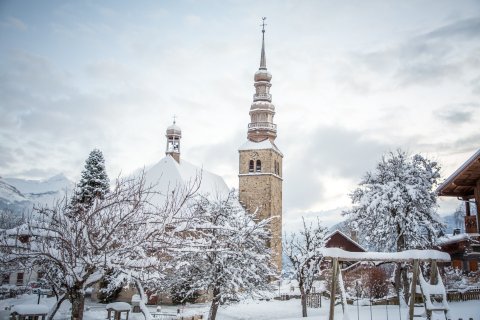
248, 122, 277, 131
253, 93, 272, 101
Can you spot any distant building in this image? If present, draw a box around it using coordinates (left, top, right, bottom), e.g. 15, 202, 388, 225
436, 149, 480, 272
324, 230, 366, 253
144, 121, 229, 203
238, 23, 283, 274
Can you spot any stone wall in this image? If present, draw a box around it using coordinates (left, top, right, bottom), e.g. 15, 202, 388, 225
238, 148, 283, 273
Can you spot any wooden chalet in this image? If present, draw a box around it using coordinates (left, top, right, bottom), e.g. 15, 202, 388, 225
436, 149, 480, 272
324, 230, 366, 253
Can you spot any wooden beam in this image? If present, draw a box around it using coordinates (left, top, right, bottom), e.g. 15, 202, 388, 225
475, 180, 480, 233
409, 259, 419, 320
453, 179, 476, 187
430, 260, 438, 285
329, 258, 339, 320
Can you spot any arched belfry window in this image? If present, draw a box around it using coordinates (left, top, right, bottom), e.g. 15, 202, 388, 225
256, 160, 262, 172
249, 160, 254, 173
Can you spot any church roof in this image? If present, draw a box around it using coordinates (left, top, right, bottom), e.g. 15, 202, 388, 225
238, 139, 283, 156
140, 155, 229, 205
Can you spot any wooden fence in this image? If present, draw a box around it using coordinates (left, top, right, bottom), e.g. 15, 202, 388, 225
447, 288, 480, 302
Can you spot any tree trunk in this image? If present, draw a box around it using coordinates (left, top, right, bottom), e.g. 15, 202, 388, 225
70, 290, 85, 320
299, 283, 308, 317
47, 293, 66, 320
134, 279, 153, 320
208, 287, 221, 320
394, 230, 409, 305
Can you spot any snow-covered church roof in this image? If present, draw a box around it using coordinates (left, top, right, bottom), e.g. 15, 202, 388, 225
141, 155, 229, 205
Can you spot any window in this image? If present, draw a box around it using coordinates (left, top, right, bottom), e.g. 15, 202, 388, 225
1, 274, 9, 285
249, 160, 254, 173
256, 160, 261, 172
16, 272, 24, 286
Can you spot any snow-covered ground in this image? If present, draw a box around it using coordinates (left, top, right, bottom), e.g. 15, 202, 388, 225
0, 295, 478, 320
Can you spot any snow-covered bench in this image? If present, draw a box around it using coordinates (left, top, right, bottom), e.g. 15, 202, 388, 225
11, 304, 49, 320
106, 302, 131, 320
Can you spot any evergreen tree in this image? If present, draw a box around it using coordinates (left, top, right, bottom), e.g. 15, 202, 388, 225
72, 149, 110, 208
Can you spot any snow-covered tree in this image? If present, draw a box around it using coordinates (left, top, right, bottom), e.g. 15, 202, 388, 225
170, 191, 275, 320
1, 172, 199, 320
71, 149, 110, 209
283, 217, 328, 317
453, 204, 465, 232
343, 149, 444, 303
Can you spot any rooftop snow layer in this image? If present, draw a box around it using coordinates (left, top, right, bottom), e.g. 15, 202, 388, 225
319, 248, 451, 262
238, 139, 282, 155
141, 155, 229, 205
437, 233, 479, 246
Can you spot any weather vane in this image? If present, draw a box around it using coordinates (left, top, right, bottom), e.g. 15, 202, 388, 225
261, 17, 267, 33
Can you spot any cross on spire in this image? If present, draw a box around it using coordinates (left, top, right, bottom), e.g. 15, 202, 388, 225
259, 17, 267, 69
261, 17, 267, 33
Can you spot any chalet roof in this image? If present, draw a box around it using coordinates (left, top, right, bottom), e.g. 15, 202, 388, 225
436, 233, 478, 246
436, 149, 480, 198
324, 230, 367, 252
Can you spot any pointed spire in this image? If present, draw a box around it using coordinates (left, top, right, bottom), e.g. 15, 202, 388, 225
260, 17, 267, 70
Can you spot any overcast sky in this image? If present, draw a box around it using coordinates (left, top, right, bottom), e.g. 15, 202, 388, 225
1, 0, 479, 229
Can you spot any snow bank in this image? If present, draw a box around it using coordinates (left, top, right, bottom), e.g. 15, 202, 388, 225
12, 304, 49, 315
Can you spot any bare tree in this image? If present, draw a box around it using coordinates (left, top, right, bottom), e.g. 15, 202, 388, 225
283, 217, 328, 317
1, 173, 199, 320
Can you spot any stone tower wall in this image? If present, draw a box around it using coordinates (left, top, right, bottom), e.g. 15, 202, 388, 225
238, 148, 283, 272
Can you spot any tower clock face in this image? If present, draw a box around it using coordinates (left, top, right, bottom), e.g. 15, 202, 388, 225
250, 151, 259, 158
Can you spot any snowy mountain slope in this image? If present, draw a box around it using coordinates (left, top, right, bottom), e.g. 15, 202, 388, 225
0, 174, 73, 214
0, 180, 30, 213
4, 174, 73, 195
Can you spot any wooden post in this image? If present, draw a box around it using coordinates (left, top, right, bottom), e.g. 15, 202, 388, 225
329, 258, 339, 320
409, 259, 419, 320
430, 260, 438, 285
475, 180, 480, 234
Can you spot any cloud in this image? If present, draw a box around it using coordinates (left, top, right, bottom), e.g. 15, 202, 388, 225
282, 126, 391, 212
471, 76, 480, 95
422, 17, 480, 40
184, 14, 201, 26
351, 16, 480, 88
283, 207, 347, 233
1, 16, 27, 31
435, 103, 479, 124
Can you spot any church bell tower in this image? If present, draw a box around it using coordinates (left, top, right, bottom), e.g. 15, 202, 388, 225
238, 18, 283, 273
165, 119, 181, 163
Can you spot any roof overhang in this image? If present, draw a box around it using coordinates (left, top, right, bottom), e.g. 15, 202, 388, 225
436, 149, 480, 199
